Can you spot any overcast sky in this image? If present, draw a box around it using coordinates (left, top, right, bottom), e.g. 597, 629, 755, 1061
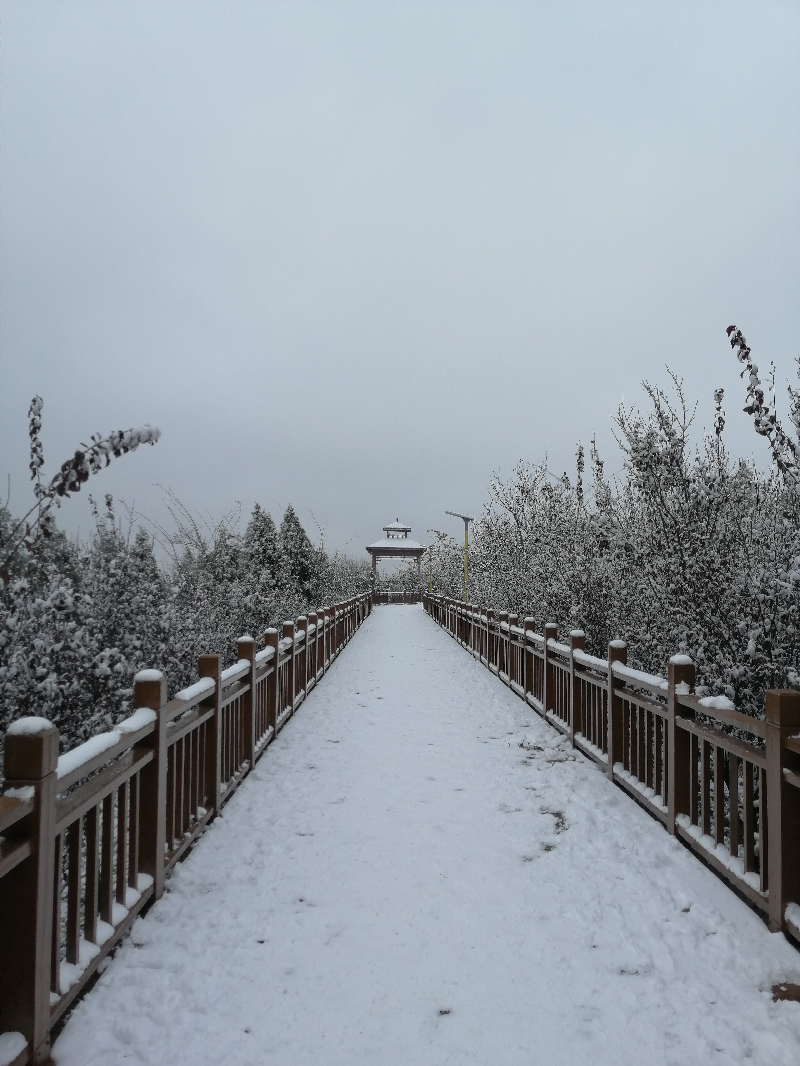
1, 2, 798, 561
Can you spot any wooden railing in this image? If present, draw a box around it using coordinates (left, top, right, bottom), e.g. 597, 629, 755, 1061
424, 593, 800, 950
372, 591, 422, 605
0, 594, 371, 1066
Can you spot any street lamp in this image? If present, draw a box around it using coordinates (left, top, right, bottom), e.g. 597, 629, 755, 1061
445, 511, 474, 603
426, 529, 444, 594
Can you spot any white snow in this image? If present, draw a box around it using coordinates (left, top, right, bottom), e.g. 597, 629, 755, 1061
573, 648, 608, 671
7, 715, 52, 735
0, 1032, 26, 1066
255, 646, 275, 664
669, 653, 694, 666
117, 708, 156, 734
134, 669, 164, 683
675, 815, 764, 895
3, 785, 34, 802
221, 660, 250, 687
52, 607, 800, 1066
174, 677, 216, 702
56, 709, 157, 780
57, 733, 121, 781
700, 695, 737, 711
612, 661, 669, 692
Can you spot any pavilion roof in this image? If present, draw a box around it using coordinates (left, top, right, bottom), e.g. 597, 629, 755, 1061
366, 538, 425, 552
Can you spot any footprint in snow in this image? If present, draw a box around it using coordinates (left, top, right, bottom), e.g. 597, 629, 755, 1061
540, 807, 568, 832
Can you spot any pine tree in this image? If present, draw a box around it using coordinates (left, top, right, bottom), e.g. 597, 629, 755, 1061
278, 505, 318, 602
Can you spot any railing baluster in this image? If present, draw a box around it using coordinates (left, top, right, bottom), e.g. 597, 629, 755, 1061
729, 752, 740, 859
85, 805, 100, 944
100, 793, 114, 926
116, 780, 129, 905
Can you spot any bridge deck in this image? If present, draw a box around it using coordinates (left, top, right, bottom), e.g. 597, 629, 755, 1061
54, 606, 800, 1065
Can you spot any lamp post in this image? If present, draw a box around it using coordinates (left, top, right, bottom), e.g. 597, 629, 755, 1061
445, 511, 473, 603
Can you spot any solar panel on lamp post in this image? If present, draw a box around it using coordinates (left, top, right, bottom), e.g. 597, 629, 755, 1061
444, 511, 474, 603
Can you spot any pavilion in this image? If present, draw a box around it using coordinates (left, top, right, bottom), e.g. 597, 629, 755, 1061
366, 520, 426, 577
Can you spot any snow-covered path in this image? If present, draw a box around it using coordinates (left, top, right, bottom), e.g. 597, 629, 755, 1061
53, 606, 800, 1066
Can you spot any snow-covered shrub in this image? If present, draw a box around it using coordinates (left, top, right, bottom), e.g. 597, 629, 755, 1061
417, 329, 800, 718
0, 488, 374, 777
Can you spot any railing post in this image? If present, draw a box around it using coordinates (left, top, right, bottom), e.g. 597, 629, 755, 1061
766, 690, 800, 932
282, 622, 296, 711
297, 616, 308, 700
135, 669, 168, 901
0, 719, 59, 1065
666, 654, 695, 834
606, 641, 628, 782
199, 654, 222, 816
264, 629, 279, 736
543, 623, 557, 714
238, 636, 256, 770
523, 618, 535, 695
569, 630, 586, 747
509, 614, 519, 683
308, 612, 318, 683
498, 613, 509, 682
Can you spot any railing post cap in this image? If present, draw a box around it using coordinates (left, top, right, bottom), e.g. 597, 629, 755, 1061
237, 636, 256, 659
198, 653, 221, 679
766, 689, 800, 728
608, 640, 627, 664
667, 655, 694, 687
135, 670, 168, 709
569, 630, 586, 650
3, 718, 59, 780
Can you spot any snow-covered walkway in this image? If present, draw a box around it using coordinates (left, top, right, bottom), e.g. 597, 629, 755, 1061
53, 606, 800, 1065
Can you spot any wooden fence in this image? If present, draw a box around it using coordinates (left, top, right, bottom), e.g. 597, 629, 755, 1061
424, 593, 800, 949
372, 591, 422, 605
0, 594, 371, 1066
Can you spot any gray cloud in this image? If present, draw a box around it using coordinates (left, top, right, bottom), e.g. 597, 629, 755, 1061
1, 1, 798, 557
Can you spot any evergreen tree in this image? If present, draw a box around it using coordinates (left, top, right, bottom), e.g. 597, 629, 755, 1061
278, 505, 318, 602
